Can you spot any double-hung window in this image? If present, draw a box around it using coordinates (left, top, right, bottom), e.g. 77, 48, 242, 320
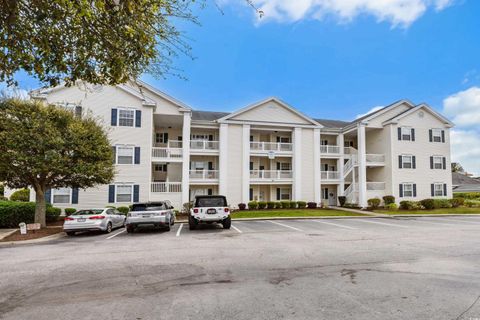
280, 188, 291, 200
403, 183, 413, 197
280, 163, 291, 171
401, 127, 412, 141
434, 183, 444, 196
116, 185, 133, 202
402, 155, 413, 169
432, 129, 442, 142
118, 109, 135, 127
117, 146, 134, 164
52, 188, 71, 204
433, 156, 443, 169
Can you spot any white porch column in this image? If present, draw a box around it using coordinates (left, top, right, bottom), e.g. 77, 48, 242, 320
313, 128, 321, 203
219, 123, 229, 196
357, 124, 367, 208
181, 112, 191, 205
292, 127, 302, 200
242, 124, 250, 203
337, 133, 345, 196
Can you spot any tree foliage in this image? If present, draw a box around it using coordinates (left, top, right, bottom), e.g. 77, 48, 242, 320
0, 98, 115, 226
0, 0, 199, 87
451, 162, 464, 173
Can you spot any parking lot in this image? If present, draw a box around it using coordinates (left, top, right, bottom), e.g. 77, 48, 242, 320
1, 216, 480, 319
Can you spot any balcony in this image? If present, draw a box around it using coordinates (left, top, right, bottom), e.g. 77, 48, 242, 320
189, 170, 219, 182
250, 142, 293, 155
151, 182, 182, 193
152, 147, 183, 162
366, 154, 385, 166
320, 145, 341, 155
321, 171, 341, 181
190, 140, 219, 153
250, 170, 293, 182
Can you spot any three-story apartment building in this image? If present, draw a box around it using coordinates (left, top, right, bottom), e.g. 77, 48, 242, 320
20, 81, 453, 210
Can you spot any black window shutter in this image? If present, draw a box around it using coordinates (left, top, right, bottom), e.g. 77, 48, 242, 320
135, 110, 142, 127
324, 164, 328, 171
250, 135, 253, 142
208, 135, 214, 141
208, 189, 213, 196
412, 156, 416, 169
45, 189, 52, 204
163, 164, 167, 172
398, 155, 403, 169
399, 184, 403, 198
443, 184, 447, 197
430, 156, 434, 169
112, 146, 116, 164
441, 130, 445, 143
133, 185, 140, 202
413, 184, 417, 197
276, 188, 281, 201
72, 188, 79, 204
108, 185, 115, 203
178, 136, 182, 141
208, 162, 213, 170
442, 157, 446, 170
249, 188, 253, 201
398, 127, 402, 140
429, 129, 433, 142
276, 136, 280, 143
431, 184, 435, 197
164, 133, 168, 143
250, 162, 253, 170
134, 147, 141, 164
111, 108, 118, 126
277, 162, 281, 170
411, 128, 415, 141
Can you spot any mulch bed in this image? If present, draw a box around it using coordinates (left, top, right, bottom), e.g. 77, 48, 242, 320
1, 226, 63, 242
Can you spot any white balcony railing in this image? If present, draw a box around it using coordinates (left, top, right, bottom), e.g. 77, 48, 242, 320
344, 155, 357, 176
321, 171, 340, 180
250, 142, 293, 152
190, 140, 219, 151
366, 154, 385, 163
189, 170, 219, 180
367, 182, 386, 191
151, 182, 182, 193
250, 170, 293, 180
320, 145, 341, 154
167, 140, 183, 148
152, 147, 182, 159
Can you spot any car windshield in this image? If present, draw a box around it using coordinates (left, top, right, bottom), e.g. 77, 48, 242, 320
131, 204, 164, 211
196, 197, 227, 207
74, 209, 104, 215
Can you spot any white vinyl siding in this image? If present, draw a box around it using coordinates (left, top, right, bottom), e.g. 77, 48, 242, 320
118, 108, 135, 127
116, 185, 133, 202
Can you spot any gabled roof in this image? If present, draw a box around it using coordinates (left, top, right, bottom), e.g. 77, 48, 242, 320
117, 84, 156, 106
192, 110, 230, 121
217, 97, 322, 127
382, 103, 454, 127
134, 79, 192, 111
314, 118, 350, 128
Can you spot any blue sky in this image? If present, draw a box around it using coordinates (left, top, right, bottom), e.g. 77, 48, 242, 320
6, 0, 480, 174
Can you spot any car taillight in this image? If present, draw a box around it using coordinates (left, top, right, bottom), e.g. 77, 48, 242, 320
65, 217, 74, 221
193, 208, 199, 213
224, 208, 229, 213
89, 215, 105, 220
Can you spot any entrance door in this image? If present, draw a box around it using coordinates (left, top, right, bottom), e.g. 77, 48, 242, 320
328, 190, 337, 206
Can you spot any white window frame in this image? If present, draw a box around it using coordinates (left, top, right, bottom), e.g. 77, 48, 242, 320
278, 136, 290, 143
432, 129, 442, 142
191, 134, 209, 141
401, 127, 412, 141
191, 161, 207, 171
116, 145, 134, 165
279, 162, 291, 171
433, 156, 443, 169
403, 183, 414, 197
280, 188, 291, 200
434, 183, 444, 197
155, 132, 168, 144
154, 164, 166, 172
402, 155, 413, 169
118, 108, 135, 127
52, 188, 72, 204
116, 184, 133, 203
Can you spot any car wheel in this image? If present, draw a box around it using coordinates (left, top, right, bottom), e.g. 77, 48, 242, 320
189, 216, 197, 230
164, 222, 171, 232
105, 222, 112, 233
126, 225, 134, 233
66, 231, 76, 236
222, 216, 231, 229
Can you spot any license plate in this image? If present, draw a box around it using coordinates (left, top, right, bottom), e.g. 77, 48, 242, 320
77, 218, 86, 222
142, 215, 151, 218
207, 209, 217, 214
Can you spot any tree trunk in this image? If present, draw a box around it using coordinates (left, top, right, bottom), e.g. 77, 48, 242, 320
34, 188, 47, 228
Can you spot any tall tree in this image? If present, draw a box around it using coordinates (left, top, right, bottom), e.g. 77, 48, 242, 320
451, 162, 465, 173
0, 99, 115, 227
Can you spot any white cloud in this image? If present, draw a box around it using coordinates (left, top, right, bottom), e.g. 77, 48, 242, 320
442, 87, 480, 176
234, 0, 455, 27
356, 105, 383, 119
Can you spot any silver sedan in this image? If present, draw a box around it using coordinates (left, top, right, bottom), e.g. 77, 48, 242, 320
63, 208, 126, 236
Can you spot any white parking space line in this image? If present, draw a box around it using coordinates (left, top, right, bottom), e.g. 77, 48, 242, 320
106, 229, 126, 240
269, 220, 303, 232
231, 225, 242, 233
176, 224, 184, 237
425, 217, 480, 225
312, 220, 358, 230
354, 219, 409, 228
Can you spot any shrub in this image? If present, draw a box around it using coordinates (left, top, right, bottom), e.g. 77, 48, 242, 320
289, 201, 297, 209
238, 203, 246, 210
267, 201, 275, 209
64, 208, 77, 216
0, 195, 7, 201
117, 206, 130, 214
297, 201, 307, 209
307, 202, 317, 209
454, 192, 480, 200
258, 201, 267, 209
274, 202, 282, 209
400, 201, 414, 210
385, 203, 398, 210
0, 201, 61, 227
10, 189, 30, 202
465, 200, 480, 208
338, 196, 346, 207
367, 198, 381, 209
449, 198, 464, 208
344, 203, 360, 209
383, 195, 395, 205
420, 199, 435, 210
47, 206, 61, 221
248, 201, 258, 210
432, 199, 451, 209
182, 202, 193, 214
0, 183, 3, 196
280, 201, 290, 209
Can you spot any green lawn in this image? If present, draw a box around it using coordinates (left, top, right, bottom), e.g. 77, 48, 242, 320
231, 209, 366, 219
375, 207, 480, 215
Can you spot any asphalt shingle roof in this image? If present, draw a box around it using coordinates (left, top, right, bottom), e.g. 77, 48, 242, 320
191, 110, 230, 121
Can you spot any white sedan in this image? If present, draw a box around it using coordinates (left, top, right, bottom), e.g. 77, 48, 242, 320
63, 208, 126, 236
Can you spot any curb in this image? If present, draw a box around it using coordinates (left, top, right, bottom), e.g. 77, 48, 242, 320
390, 213, 480, 218
0, 229, 17, 241
0, 232, 66, 246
